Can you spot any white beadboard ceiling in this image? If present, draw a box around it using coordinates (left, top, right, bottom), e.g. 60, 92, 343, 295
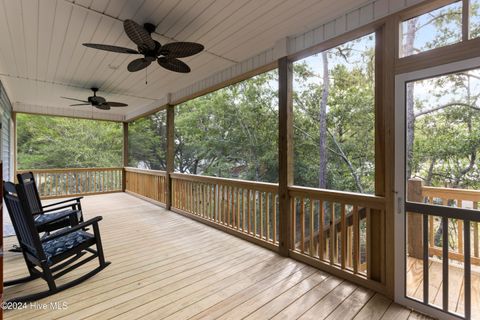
0, 0, 424, 121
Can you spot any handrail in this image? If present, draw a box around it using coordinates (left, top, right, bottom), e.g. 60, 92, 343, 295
15, 167, 124, 199
17, 167, 123, 173
170, 173, 278, 193
124, 167, 167, 176
288, 185, 385, 210
422, 185, 480, 203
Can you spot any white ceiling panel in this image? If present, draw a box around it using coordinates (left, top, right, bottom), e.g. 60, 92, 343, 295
0, 0, 417, 121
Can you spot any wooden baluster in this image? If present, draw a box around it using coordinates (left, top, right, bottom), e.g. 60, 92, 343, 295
247, 189, 251, 234
366, 208, 371, 277
291, 197, 296, 250
266, 193, 270, 241
341, 204, 347, 270
318, 200, 326, 260
309, 198, 314, 257
300, 197, 305, 254
330, 203, 335, 265
253, 191, 257, 237
227, 186, 231, 226
353, 205, 359, 274
242, 189, 246, 232
236, 188, 241, 230
260, 192, 264, 239
55, 173, 58, 196
273, 194, 277, 244
209, 184, 213, 220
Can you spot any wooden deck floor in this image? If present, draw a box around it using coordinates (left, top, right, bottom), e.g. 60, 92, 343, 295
4, 193, 427, 320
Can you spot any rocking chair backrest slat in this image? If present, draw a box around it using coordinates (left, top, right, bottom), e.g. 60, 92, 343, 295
17, 172, 43, 215
3, 182, 43, 257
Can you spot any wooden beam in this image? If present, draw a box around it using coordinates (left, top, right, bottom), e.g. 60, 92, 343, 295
122, 122, 128, 191
165, 105, 175, 210
379, 19, 397, 298
278, 56, 293, 257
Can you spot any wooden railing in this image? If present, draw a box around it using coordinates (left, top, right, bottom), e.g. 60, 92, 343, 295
122, 170, 387, 291
170, 173, 279, 250
289, 186, 386, 279
422, 183, 480, 265
16, 167, 123, 199
124, 167, 167, 205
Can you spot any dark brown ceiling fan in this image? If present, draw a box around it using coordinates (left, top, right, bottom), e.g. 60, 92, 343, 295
62, 88, 127, 110
83, 19, 204, 73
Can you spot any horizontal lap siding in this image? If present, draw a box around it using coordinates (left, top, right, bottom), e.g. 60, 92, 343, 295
0, 81, 12, 181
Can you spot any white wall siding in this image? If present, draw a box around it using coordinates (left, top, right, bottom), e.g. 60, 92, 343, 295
0, 81, 12, 181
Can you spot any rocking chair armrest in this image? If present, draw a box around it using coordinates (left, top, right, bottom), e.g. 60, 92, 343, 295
35, 210, 81, 228
34, 204, 80, 215
42, 197, 83, 208
41, 216, 103, 242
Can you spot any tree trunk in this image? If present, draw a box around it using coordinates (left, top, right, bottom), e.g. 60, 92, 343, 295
405, 18, 417, 179
318, 52, 329, 189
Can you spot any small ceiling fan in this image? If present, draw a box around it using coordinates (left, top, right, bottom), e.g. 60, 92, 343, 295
62, 88, 128, 110
83, 19, 204, 73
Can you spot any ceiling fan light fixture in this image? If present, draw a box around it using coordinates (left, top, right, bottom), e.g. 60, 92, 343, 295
83, 19, 204, 74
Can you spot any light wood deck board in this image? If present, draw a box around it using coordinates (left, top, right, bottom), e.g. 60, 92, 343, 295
3, 193, 425, 320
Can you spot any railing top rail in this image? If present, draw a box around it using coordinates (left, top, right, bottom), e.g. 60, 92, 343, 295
170, 172, 278, 192
288, 185, 385, 210
422, 185, 480, 202
17, 167, 123, 173
124, 167, 167, 176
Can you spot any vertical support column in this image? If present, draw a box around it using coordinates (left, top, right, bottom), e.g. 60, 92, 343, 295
407, 179, 424, 259
166, 104, 175, 211
122, 122, 128, 191
278, 56, 293, 257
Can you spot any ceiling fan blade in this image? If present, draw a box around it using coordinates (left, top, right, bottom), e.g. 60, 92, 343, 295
96, 104, 111, 110
127, 58, 151, 72
82, 43, 139, 54
158, 57, 191, 73
161, 42, 204, 58
123, 19, 155, 51
61, 96, 89, 103
70, 103, 91, 106
106, 102, 128, 107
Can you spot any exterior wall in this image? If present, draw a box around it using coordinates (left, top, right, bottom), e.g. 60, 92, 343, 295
0, 81, 12, 181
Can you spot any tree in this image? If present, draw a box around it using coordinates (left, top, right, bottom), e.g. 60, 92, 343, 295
17, 114, 122, 169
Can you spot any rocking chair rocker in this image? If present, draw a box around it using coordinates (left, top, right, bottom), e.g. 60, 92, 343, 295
3, 181, 110, 303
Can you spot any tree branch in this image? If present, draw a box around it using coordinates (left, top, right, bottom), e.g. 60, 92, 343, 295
414, 102, 480, 117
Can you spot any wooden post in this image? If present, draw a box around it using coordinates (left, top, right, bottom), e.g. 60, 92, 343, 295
407, 178, 424, 259
122, 122, 128, 192
278, 56, 293, 257
165, 105, 175, 210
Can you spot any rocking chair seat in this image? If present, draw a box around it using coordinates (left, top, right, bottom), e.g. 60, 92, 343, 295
42, 230, 94, 265
34, 210, 79, 225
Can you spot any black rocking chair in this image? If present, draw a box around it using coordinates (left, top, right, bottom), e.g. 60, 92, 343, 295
17, 172, 84, 233
3, 181, 110, 303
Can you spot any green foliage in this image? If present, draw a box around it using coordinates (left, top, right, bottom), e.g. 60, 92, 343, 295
293, 34, 376, 193
129, 71, 279, 183
128, 112, 167, 170
17, 114, 122, 169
